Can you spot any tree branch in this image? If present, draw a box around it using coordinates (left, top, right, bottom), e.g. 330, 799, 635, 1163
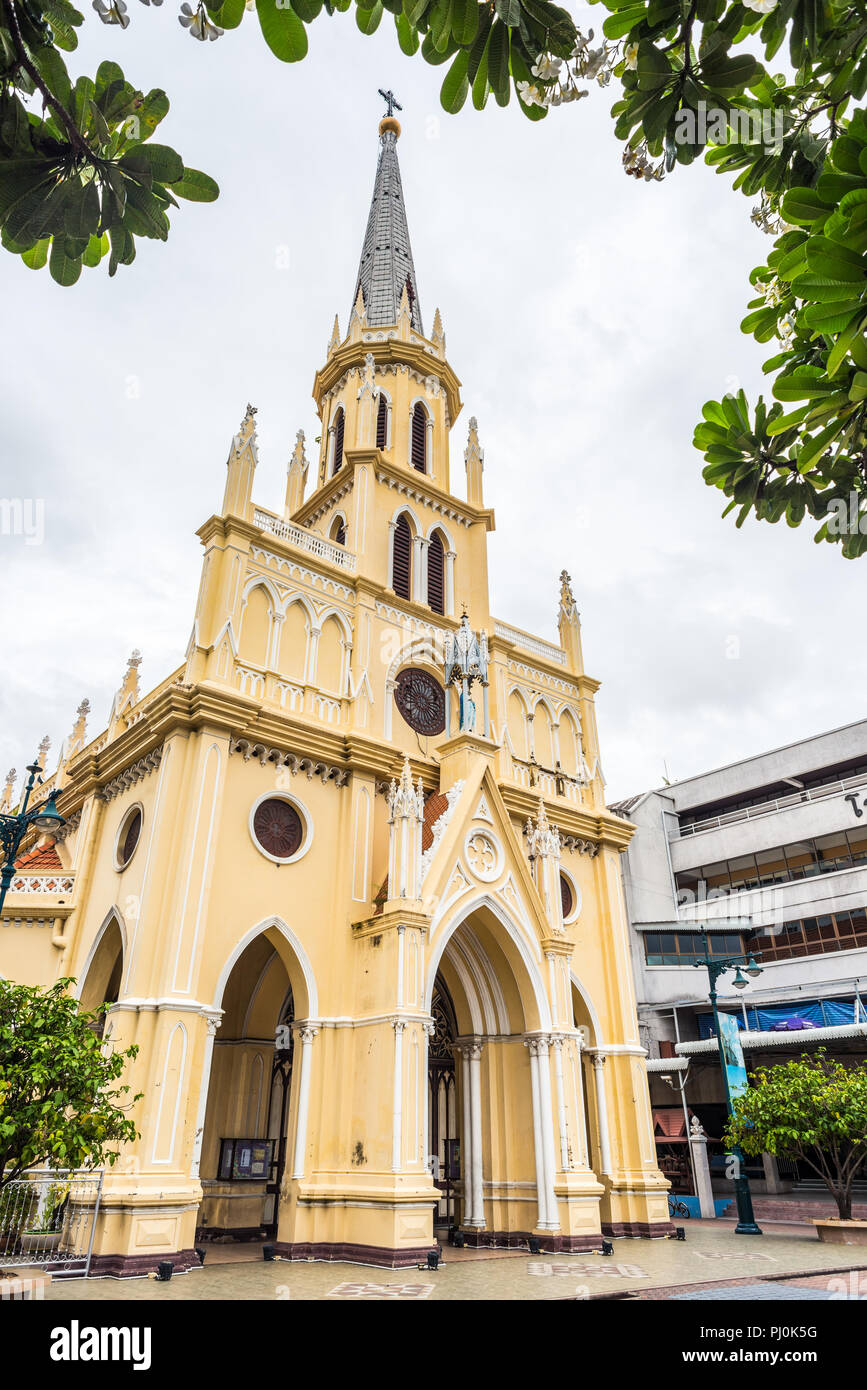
2, 0, 93, 162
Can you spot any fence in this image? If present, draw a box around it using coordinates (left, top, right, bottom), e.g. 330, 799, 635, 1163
0, 1170, 103, 1278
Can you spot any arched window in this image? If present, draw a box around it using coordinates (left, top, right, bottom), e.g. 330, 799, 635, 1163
393, 514, 412, 600
330, 515, 346, 546
332, 407, 345, 476
411, 403, 427, 473
376, 394, 388, 450
427, 531, 445, 614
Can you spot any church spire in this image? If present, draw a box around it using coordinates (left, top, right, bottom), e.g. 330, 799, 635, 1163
352, 101, 423, 337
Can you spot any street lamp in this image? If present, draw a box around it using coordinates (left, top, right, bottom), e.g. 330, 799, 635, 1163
693, 928, 763, 1236
0, 759, 66, 917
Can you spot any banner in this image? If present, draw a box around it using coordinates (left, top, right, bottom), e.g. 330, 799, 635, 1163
718, 1011, 749, 1100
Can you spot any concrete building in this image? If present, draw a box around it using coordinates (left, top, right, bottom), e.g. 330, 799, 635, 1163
613, 719, 867, 1193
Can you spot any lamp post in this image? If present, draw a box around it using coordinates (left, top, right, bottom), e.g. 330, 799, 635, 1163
0, 759, 66, 918
693, 928, 763, 1236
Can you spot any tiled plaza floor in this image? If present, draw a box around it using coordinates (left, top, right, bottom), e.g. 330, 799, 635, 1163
36, 1220, 867, 1301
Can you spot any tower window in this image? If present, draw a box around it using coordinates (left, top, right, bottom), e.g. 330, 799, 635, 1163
427, 532, 445, 615
376, 394, 388, 450
393, 514, 412, 600
411, 403, 427, 474
332, 407, 345, 476
330, 515, 346, 547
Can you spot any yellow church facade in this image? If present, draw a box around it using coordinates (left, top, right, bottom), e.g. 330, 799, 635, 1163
0, 115, 670, 1274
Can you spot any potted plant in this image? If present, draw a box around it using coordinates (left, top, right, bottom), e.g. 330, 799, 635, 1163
19, 1181, 70, 1255
725, 1049, 867, 1243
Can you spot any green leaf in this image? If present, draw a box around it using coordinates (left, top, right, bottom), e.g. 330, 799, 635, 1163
49, 234, 82, 286
21, 238, 50, 270
356, 0, 383, 32
172, 168, 220, 203
395, 11, 420, 52
494, 0, 520, 24
206, 0, 246, 24
256, 0, 309, 61
487, 19, 510, 106
440, 48, 469, 113
128, 143, 185, 185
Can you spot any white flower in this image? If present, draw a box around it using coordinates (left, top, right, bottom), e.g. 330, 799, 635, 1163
93, 0, 130, 26
624, 43, 639, 70
743, 0, 777, 12
531, 54, 562, 81
778, 314, 795, 347
179, 0, 223, 38
516, 81, 545, 108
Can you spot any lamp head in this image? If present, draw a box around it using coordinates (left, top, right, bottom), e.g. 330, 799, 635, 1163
731, 966, 748, 990
30, 792, 65, 836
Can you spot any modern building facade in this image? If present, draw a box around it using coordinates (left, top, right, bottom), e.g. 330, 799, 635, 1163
0, 114, 669, 1273
614, 720, 867, 1189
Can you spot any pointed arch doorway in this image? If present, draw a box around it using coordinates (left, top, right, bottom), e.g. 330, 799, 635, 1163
428, 980, 458, 1234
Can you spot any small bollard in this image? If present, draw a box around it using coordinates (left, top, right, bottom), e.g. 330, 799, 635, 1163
195, 1247, 206, 1266
156, 1261, 173, 1282
528, 1236, 541, 1255
263, 1243, 276, 1261
600, 1240, 614, 1257
427, 1249, 440, 1270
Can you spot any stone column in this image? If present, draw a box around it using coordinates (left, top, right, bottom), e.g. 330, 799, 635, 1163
468, 1041, 485, 1228
535, 1037, 559, 1229
391, 1019, 407, 1172
688, 1116, 716, 1218
526, 1041, 547, 1228
291, 1025, 318, 1179
551, 1036, 570, 1171
190, 1010, 222, 1178
458, 1045, 473, 1225
591, 1053, 612, 1178
445, 551, 456, 617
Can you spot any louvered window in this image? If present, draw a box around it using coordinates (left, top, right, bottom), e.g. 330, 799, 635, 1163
376, 394, 388, 449
427, 531, 445, 614
393, 514, 412, 600
332, 408, 345, 476
331, 518, 346, 546
411, 403, 427, 473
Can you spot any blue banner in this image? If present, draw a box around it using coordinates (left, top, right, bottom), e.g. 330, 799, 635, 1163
718, 1011, 749, 1099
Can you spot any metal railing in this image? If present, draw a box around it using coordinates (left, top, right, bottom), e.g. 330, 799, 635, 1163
678, 768, 867, 838
0, 1170, 103, 1278
253, 509, 357, 572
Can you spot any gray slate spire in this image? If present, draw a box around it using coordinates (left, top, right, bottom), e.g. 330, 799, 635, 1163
353, 126, 424, 336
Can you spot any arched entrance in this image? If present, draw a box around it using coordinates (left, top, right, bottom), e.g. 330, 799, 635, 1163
197, 935, 295, 1244
428, 981, 458, 1232
427, 902, 557, 1242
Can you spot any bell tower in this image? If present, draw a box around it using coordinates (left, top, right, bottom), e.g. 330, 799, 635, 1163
297, 108, 473, 589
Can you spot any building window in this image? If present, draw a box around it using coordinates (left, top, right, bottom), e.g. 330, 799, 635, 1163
250, 794, 310, 865
560, 872, 573, 920
332, 407, 345, 476
115, 806, 142, 870
427, 531, 444, 614
643, 932, 744, 966
752, 906, 867, 962
392, 513, 412, 600
376, 394, 388, 449
675, 827, 867, 900
411, 403, 427, 473
330, 515, 346, 546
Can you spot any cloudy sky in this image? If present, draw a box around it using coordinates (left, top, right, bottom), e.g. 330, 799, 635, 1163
2, 3, 864, 803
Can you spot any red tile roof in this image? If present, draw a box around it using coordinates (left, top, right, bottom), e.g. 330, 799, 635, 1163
14, 843, 63, 872
422, 791, 449, 852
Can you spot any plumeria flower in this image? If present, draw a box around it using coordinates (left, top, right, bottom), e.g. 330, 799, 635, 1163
531, 54, 562, 81
624, 43, 639, 70
778, 314, 796, 347
179, 1, 223, 38
93, 0, 130, 26
561, 84, 589, 103
516, 81, 545, 107
743, 0, 777, 12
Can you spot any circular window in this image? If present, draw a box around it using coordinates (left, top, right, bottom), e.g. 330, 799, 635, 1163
250, 793, 311, 865
116, 807, 142, 870
394, 668, 445, 736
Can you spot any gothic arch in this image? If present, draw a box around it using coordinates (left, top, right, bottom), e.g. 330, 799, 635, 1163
211, 915, 318, 1021
426, 894, 551, 1033
75, 907, 126, 1014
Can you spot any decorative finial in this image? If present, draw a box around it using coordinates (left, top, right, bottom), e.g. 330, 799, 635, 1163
289, 430, 308, 472
37, 734, 51, 766
328, 314, 341, 357
237, 403, 258, 448
127, 649, 142, 672
1, 768, 17, 813
76, 698, 91, 718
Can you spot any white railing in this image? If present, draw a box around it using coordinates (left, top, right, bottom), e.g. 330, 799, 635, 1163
493, 620, 566, 666
8, 874, 75, 894
253, 510, 357, 573
678, 768, 867, 838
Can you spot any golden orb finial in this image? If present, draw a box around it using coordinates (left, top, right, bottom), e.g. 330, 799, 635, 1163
379, 115, 401, 138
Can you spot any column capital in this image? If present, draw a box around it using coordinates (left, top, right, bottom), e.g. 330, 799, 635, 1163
298, 1023, 319, 1045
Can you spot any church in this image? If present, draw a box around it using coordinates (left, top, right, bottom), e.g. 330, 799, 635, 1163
1, 109, 671, 1273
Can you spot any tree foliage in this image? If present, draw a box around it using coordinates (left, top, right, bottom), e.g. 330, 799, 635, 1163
0, 977, 140, 1188
725, 1049, 867, 1220
4, 0, 867, 551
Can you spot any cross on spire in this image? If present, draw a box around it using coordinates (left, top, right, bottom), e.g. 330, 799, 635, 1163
378, 88, 402, 118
